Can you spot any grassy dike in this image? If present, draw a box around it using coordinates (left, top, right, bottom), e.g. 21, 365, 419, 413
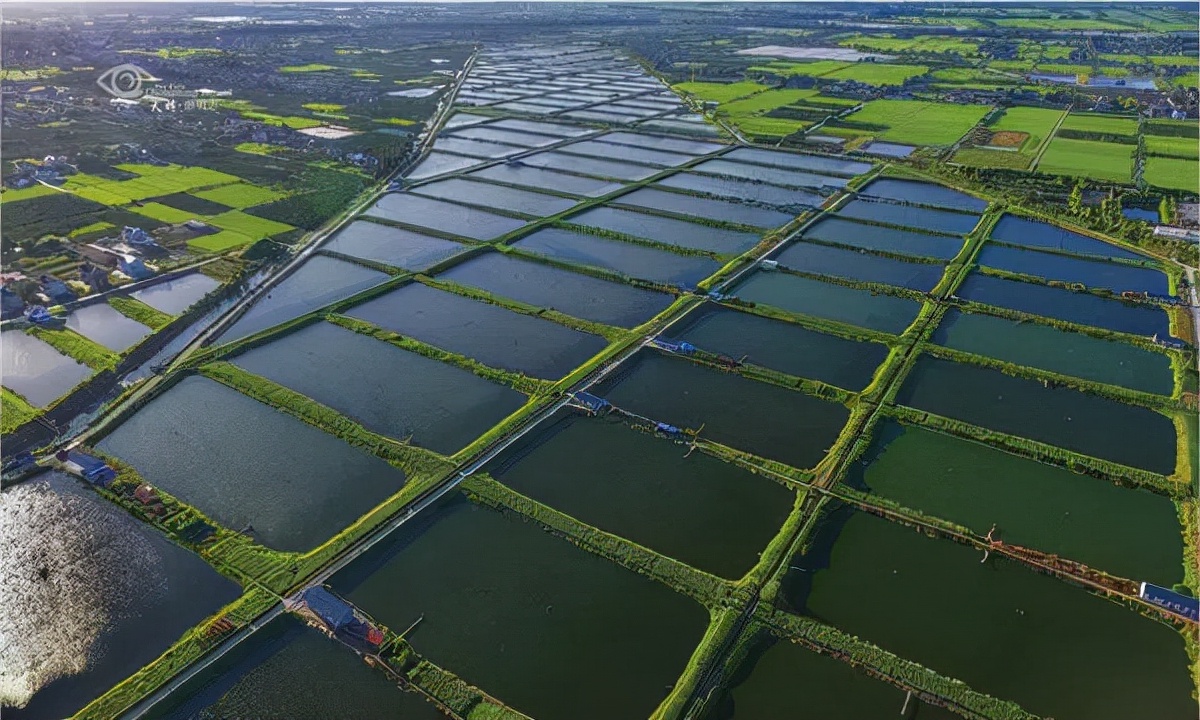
28, 326, 120, 371
379, 634, 532, 720
108, 295, 175, 330
2, 387, 38, 434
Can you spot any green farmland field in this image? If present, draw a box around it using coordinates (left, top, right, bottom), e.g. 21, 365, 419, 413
206, 210, 293, 239
733, 115, 810, 139
821, 63, 929, 86
1145, 135, 1197, 159
1060, 113, 1139, 137
952, 106, 1065, 170
188, 229, 256, 253
1145, 156, 1199, 192
194, 183, 289, 209
1037, 137, 1133, 183
128, 202, 200, 224
673, 81, 768, 104
836, 100, 989, 145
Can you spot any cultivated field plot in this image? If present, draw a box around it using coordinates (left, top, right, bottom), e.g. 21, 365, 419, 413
24, 40, 1198, 720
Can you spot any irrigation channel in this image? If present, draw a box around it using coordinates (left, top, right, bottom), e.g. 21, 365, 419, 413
4, 42, 1197, 720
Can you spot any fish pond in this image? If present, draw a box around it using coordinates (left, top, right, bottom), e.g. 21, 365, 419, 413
567, 205, 761, 255
733, 272, 923, 334
956, 273, 1170, 337
322, 220, 467, 271
933, 308, 1174, 395
365, 193, 527, 240
2, 471, 240, 720
836, 199, 979, 236
486, 411, 794, 578
436, 251, 673, 327
411, 177, 578, 217
859, 178, 987, 213
803, 216, 963, 260
517, 151, 661, 181
672, 304, 888, 391
132, 272, 220, 315
329, 495, 708, 720
691, 159, 849, 190
612, 187, 795, 229
975, 244, 1169, 295
514, 227, 720, 287
593, 350, 850, 469
230, 321, 526, 454
772, 241, 945, 292
1, 331, 92, 408
467, 163, 626, 197
344, 282, 608, 379
97, 376, 409, 551
990, 215, 1145, 261
655, 173, 825, 210
599, 131, 725, 154
65, 303, 151, 353
220, 255, 388, 343
895, 355, 1177, 474
557, 140, 697, 167
785, 507, 1195, 720
723, 147, 872, 176
848, 420, 1184, 585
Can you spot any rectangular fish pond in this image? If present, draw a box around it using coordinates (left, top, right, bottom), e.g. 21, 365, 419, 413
1, 331, 93, 408
343, 281, 608, 379
229, 321, 527, 455
974, 243, 1170, 295
485, 410, 794, 578
955, 273, 1170, 338
858, 178, 988, 213
97, 375, 409, 552
835, 199, 980, 236
722, 146, 872, 176
671, 304, 888, 391
65, 302, 151, 353
783, 506, 1195, 720
466, 163, 626, 197
847, 419, 1184, 585
611, 186, 796, 230
771, 241, 946, 292
328, 494, 709, 720
2, 471, 240, 720
132, 272, 221, 315
932, 308, 1175, 395
513, 226, 721, 287
690, 158, 850, 191
516, 151, 662, 181
435, 251, 674, 327
322, 220, 468, 271
654, 172, 827, 211
410, 176, 579, 217
990, 215, 1146, 261
592, 349, 850, 469
141, 616, 442, 720
732, 271, 924, 335
364, 193, 528, 240
803, 216, 964, 260
565, 205, 762, 255
895, 355, 1177, 475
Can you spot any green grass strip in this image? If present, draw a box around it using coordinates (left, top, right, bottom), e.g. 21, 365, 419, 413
1, 387, 39, 433
108, 295, 174, 330
28, 326, 119, 370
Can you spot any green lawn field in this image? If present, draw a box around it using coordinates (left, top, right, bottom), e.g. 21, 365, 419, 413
1037, 137, 1133, 183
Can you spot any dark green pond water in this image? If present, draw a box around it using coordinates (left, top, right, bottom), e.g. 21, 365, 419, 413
785, 507, 1195, 720
3, 471, 240, 720
323, 220, 467, 271
733, 272, 924, 334
849, 420, 1184, 585
98, 376, 409, 551
487, 412, 794, 578
933, 308, 1175, 395
956, 273, 1170, 337
143, 616, 442, 720
714, 634, 958, 720
593, 350, 850, 469
976, 244, 1170, 295
672, 304, 888, 391
612, 187, 795, 229
803, 217, 964, 260
773, 241, 946, 291
836, 200, 979, 236
514, 227, 720, 287
436, 251, 674, 327
344, 282, 608, 379
231, 322, 526, 455
329, 496, 708, 720
895, 356, 1177, 474
567, 205, 761, 255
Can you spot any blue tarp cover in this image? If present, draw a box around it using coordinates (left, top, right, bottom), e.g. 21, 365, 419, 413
299, 586, 356, 631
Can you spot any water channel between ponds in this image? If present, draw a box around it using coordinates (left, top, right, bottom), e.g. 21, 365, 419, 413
732, 271, 923, 334
933, 308, 1175, 395
592, 350, 850, 469
895, 355, 1177, 475
847, 420, 1184, 585
435, 251, 674, 327
142, 616, 442, 720
97, 375, 409, 551
344, 281, 608, 379
513, 227, 720, 287
2, 471, 240, 720
486, 410, 794, 578
784, 506, 1195, 720
671, 304, 888, 391
328, 495, 709, 720
230, 321, 527, 454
